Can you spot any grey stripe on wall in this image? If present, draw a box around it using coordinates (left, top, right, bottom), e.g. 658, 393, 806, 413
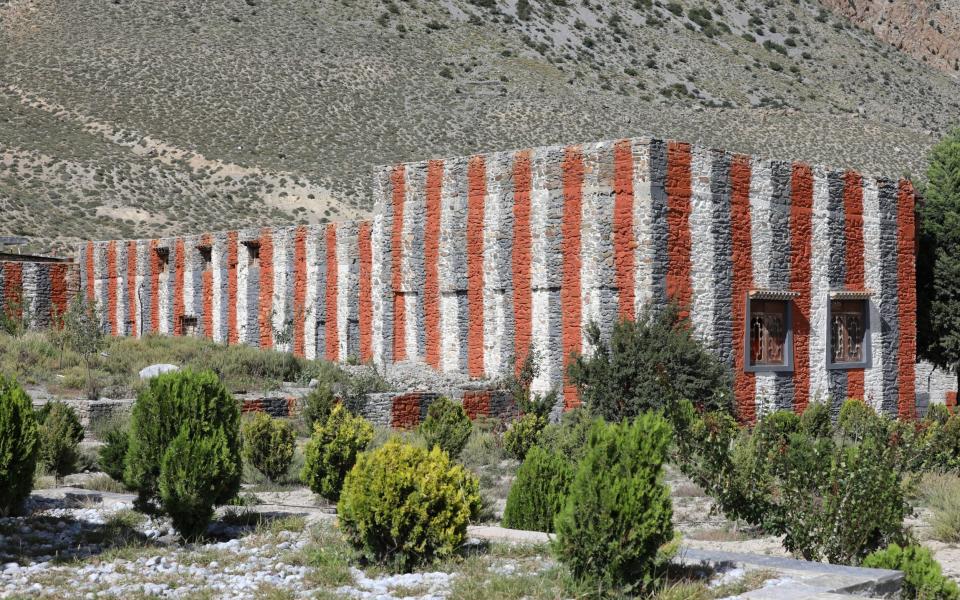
769, 161, 795, 411
827, 171, 848, 412
649, 139, 669, 306
877, 178, 901, 415
710, 150, 734, 368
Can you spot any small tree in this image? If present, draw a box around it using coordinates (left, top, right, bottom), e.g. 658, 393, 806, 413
37, 401, 84, 484
419, 397, 472, 459
0, 376, 39, 516
301, 404, 373, 501
568, 304, 732, 422
242, 412, 295, 482
554, 415, 674, 594
918, 127, 960, 393
62, 297, 105, 400
502, 446, 572, 532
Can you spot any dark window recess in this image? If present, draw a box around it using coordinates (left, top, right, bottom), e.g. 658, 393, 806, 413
749, 299, 788, 367
180, 316, 198, 337
244, 242, 260, 267
155, 248, 170, 274
830, 300, 866, 364
199, 246, 212, 271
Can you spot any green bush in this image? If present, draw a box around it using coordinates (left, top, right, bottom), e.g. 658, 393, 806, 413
98, 426, 129, 483
864, 544, 959, 600
419, 397, 472, 459
301, 404, 373, 501
920, 474, 960, 543
339, 439, 482, 572
537, 406, 594, 464
301, 382, 338, 430
799, 401, 832, 438
838, 398, 885, 441
502, 413, 546, 461
159, 427, 239, 541
37, 401, 84, 482
242, 413, 295, 482
0, 376, 39, 516
554, 415, 673, 593
125, 370, 241, 510
568, 305, 732, 422
502, 446, 572, 532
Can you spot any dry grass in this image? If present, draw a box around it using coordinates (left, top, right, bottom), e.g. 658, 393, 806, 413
919, 473, 960, 542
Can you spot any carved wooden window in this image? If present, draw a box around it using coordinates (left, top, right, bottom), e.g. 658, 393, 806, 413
830, 300, 866, 365
199, 246, 212, 272
749, 299, 788, 367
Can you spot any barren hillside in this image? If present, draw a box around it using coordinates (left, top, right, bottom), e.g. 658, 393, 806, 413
1, 0, 958, 253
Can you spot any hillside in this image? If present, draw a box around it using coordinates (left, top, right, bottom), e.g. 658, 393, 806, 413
1, 0, 958, 253
821, 0, 960, 77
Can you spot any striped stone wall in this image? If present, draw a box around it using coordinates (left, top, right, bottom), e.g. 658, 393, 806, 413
0, 260, 77, 330
73, 135, 941, 421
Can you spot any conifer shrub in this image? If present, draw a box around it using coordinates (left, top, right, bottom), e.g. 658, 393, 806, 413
98, 426, 129, 484
338, 439, 482, 572
536, 406, 595, 464
125, 370, 241, 511
0, 376, 39, 516
799, 401, 832, 438
553, 415, 673, 594
502, 413, 546, 461
502, 446, 572, 532
37, 401, 84, 482
242, 412, 295, 482
838, 398, 885, 441
864, 544, 959, 600
159, 427, 238, 541
301, 382, 337, 430
419, 397, 471, 459
301, 404, 373, 501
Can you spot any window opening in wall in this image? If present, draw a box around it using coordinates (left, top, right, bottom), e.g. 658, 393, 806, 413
244, 242, 260, 268
199, 246, 212, 271
750, 300, 787, 367
155, 248, 169, 274
181, 315, 198, 337
830, 299, 868, 367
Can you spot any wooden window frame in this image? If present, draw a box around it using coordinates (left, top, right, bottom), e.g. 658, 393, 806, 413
827, 298, 871, 369
744, 295, 794, 373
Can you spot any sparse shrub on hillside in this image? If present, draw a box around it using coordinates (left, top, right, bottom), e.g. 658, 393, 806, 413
0, 376, 39, 516
419, 397, 472, 459
301, 404, 373, 502
125, 370, 241, 511
502, 446, 572, 533
568, 305, 732, 422
62, 297, 105, 400
338, 439, 481, 572
864, 544, 959, 600
242, 412, 295, 483
37, 401, 84, 483
554, 415, 673, 594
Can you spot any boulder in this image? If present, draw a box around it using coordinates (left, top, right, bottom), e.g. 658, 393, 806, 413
138, 364, 180, 380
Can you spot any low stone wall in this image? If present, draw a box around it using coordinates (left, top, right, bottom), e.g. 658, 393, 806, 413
361, 389, 516, 429
32, 398, 134, 434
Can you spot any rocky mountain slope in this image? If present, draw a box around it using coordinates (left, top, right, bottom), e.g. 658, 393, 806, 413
821, 0, 960, 77
1, 0, 958, 253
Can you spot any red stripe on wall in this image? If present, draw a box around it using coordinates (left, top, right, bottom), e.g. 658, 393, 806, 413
85, 241, 95, 303
2, 262, 23, 322
358, 221, 373, 362
467, 155, 486, 378
149, 240, 160, 334
292, 226, 308, 357
666, 141, 694, 317
844, 171, 866, 400
127, 241, 138, 337
173, 239, 186, 336
227, 232, 239, 345
790, 163, 814, 414
201, 234, 213, 340
561, 146, 584, 410
258, 229, 274, 349
613, 140, 636, 320
50, 263, 69, 327
424, 160, 443, 369
106, 241, 118, 336
512, 150, 533, 376
731, 154, 756, 424
391, 166, 407, 362
896, 180, 917, 420
325, 225, 339, 361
